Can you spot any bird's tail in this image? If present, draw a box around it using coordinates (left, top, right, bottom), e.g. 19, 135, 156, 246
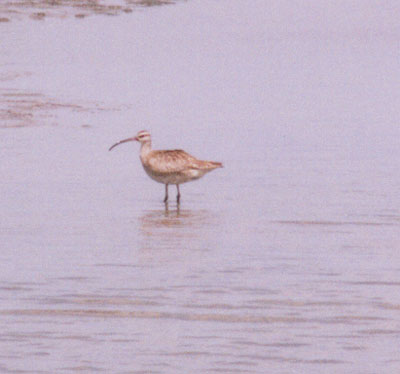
206, 161, 223, 169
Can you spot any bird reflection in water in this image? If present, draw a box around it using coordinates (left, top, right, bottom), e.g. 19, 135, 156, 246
164, 201, 180, 217
138, 204, 216, 251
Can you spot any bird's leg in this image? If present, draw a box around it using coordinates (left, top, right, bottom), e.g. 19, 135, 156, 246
164, 184, 169, 203
164, 201, 169, 215
176, 184, 181, 204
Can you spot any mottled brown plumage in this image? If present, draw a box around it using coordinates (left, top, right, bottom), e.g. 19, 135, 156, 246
109, 130, 222, 203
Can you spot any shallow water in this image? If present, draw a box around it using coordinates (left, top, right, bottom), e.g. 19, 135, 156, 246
1, 0, 400, 373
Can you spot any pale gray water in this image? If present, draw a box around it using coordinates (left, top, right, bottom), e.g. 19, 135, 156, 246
1, 1, 400, 373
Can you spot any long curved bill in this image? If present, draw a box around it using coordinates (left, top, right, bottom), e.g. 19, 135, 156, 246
109, 137, 137, 151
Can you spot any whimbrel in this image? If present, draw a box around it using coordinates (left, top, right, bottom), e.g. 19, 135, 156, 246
109, 130, 222, 203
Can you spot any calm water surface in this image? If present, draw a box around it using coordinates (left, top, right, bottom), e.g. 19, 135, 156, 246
1, 0, 400, 373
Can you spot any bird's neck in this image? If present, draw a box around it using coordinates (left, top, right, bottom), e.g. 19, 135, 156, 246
140, 141, 152, 157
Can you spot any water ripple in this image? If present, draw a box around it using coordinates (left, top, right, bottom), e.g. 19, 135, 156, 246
0, 309, 384, 325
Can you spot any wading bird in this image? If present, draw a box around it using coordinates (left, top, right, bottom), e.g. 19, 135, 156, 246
109, 130, 222, 203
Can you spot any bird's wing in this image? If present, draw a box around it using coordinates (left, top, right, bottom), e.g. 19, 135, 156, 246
148, 150, 202, 174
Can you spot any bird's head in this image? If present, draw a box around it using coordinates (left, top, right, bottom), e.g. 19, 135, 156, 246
109, 130, 151, 151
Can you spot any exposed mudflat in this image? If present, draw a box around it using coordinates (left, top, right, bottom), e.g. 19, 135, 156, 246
0, 0, 180, 21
